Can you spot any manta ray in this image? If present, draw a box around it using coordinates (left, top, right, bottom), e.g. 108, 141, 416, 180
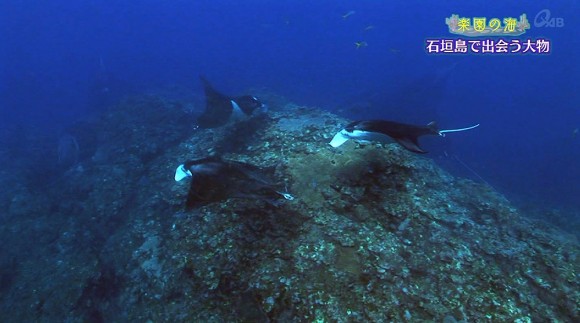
174, 156, 293, 209
329, 120, 479, 153
197, 76, 267, 128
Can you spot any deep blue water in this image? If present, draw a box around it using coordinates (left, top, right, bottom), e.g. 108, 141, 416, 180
1, 1, 578, 215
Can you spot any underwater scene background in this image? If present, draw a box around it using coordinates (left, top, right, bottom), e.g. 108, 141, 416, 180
0, 0, 578, 322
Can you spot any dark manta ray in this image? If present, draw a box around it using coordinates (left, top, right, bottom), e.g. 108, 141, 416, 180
174, 157, 293, 209
329, 120, 479, 153
197, 76, 267, 128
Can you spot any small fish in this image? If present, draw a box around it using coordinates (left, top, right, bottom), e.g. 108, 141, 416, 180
573, 128, 579, 138
389, 48, 401, 54
364, 25, 375, 31
342, 10, 356, 19
355, 41, 368, 49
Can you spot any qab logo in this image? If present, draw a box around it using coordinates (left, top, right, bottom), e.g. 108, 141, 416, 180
534, 9, 564, 28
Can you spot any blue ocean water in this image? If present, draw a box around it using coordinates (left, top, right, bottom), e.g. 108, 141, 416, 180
1, 1, 579, 321
2, 1, 577, 216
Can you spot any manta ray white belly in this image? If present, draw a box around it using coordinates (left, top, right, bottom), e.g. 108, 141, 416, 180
230, 100, 247, 121
175, 165, 192, 181
329, 129, 393, 147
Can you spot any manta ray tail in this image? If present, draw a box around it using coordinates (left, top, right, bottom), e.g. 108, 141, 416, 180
438, 124, 480, 137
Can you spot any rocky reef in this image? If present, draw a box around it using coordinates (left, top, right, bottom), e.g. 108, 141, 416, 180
0, 94, 577, 322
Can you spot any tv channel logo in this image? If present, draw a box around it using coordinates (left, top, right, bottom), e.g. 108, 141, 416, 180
534, 9, 564, 28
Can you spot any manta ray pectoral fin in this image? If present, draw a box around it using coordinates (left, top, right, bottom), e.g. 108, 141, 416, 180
199, 75, 217, 95
329, 129, 350, 147
174, 164, 192, 181
395, 137, 428, 154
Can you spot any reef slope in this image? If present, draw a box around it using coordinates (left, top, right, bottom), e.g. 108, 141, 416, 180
0, 96, 577, 322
